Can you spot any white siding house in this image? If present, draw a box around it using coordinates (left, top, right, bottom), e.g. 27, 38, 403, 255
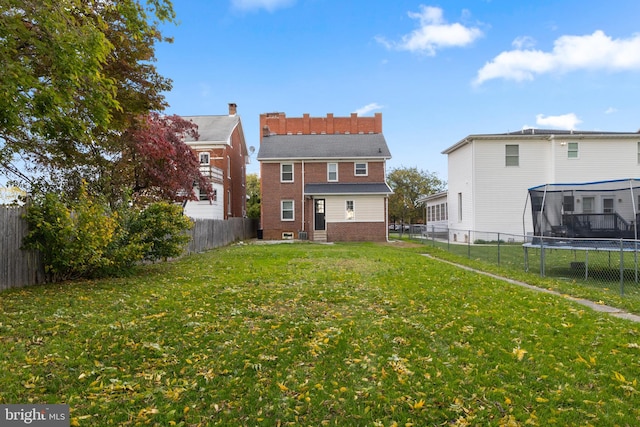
442, 129, 640, 240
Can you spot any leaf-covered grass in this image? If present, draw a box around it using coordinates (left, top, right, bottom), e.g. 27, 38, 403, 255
413, 236, 640, 315
1, 242, 639, 426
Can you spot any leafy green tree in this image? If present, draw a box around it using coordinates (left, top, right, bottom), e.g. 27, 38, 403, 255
387, 166, 446, 226
0, 0, 176, 198
246, 173, 261, 219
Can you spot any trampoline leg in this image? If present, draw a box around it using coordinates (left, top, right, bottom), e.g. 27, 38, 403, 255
585, 251, 589, 280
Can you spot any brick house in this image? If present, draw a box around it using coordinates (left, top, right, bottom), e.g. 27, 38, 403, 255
257, 112, 393, 242
182, 104, 250, 219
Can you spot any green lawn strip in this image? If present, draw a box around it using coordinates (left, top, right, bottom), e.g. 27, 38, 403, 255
411, 239, 640, 316
0, 242, 638, 426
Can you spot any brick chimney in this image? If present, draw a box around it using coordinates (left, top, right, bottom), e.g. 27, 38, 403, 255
228, 103, 237, 116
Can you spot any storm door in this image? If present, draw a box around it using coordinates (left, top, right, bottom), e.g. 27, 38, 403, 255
314, 199, 326, 231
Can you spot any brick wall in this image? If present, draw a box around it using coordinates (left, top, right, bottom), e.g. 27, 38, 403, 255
328, 222, 387, 242
260, 112, 382, 140
259, 162, 304, 238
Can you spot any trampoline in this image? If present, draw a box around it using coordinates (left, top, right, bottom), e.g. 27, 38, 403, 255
524, 179, 640, 283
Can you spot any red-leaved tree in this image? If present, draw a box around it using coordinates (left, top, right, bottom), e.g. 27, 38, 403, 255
117, 112, 212, 204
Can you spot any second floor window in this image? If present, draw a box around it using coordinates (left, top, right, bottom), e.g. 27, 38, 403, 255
568, 142, 579, 159
505, 145, 519, 166
328, 163, 338, 181
199, 152, 210, 165
281, 163, 293, 182
354, 162, 368, 176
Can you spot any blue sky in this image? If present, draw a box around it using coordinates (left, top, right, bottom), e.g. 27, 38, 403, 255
155, 0, 640, 181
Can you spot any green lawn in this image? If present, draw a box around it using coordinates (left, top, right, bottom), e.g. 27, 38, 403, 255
414, 236, 640, 315
1, 242, 639, 426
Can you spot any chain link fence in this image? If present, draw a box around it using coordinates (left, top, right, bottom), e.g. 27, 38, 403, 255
397, 225, 640, 299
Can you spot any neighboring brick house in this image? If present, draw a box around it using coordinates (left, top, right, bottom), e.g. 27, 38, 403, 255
257, 112, 393, 242
182, 104, 250, 219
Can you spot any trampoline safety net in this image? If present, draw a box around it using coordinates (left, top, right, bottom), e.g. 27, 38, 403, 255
528, 178, 640, 240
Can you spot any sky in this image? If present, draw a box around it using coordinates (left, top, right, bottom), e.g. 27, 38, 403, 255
155, 0, 640, 181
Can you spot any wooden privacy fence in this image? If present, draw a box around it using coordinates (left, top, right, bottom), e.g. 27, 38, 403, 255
186, 217, 258, 254
0, 207, 45, 291
0, 206, 258, 291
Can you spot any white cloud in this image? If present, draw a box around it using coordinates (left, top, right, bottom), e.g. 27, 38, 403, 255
475, 30, 640, 85
231, 0, 294, 12
377, 5, 483, 55
604, 107, 617, 114
535, 113, 582, 130
512, 36, 536, 50
354, 103, 383, 115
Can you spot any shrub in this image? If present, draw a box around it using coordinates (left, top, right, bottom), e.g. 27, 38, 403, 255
128, 202, 193, 262
23, 187, 118, 281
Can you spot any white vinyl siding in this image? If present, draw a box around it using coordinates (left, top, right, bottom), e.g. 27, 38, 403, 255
324, 196, 384, 222
183, 182, 224, 219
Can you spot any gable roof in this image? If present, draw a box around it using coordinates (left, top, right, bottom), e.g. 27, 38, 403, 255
257, 133, 391, 161
182, 115, 240, 144
443, 129, 640, 155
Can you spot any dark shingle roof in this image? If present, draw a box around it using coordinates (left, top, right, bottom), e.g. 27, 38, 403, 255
304, 183, 393, 195
257, 133, 391, 160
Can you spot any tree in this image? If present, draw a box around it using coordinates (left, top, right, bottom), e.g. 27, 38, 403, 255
0, 0, 176, 196
246, 173, 260, 219
112, 112, 212, 205
387, 167, 446, 226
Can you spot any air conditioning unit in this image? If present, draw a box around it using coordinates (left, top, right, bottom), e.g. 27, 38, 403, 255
298, 231, 308, 240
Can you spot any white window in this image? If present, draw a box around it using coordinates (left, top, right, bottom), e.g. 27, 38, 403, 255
227, 156, 231, 178
346, 200, 354, 220
199, 186, 209, 201
281, 163, 293, 182
354, 162, 368, 176
281, 200, 294, 220
199, 152, 210, 165
568, 142, 579, 159
603, 198, 614, 213
328, 163, 338, 182
582, 197, 595, 214
505, 145, 519, 166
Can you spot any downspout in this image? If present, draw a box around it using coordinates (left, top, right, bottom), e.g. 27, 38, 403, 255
301, 161, 305, 232
386, 196, 390, 242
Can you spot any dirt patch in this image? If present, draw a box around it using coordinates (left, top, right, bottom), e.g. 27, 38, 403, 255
378, 240, 423, 248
